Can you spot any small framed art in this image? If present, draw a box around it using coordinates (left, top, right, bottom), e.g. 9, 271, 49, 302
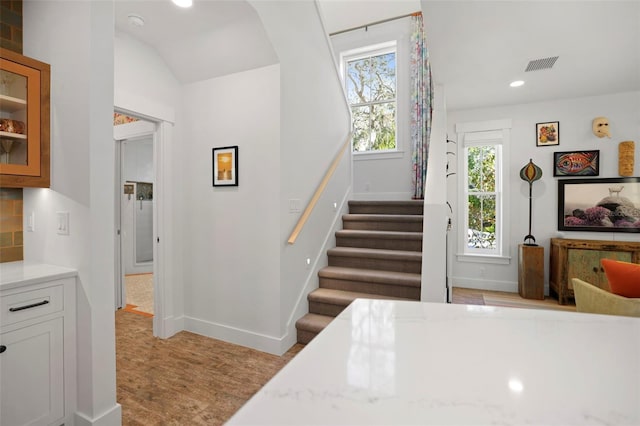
212, 146, 238, 187
536, 121, 559, 146
553, 150, 599, 177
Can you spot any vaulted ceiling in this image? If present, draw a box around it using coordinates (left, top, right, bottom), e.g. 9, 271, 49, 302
114, 0, 640, 111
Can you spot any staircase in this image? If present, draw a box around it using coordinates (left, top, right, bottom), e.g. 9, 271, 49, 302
295, 200, 423, 344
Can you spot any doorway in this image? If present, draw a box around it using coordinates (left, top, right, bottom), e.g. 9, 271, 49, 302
114, 114, 157, 323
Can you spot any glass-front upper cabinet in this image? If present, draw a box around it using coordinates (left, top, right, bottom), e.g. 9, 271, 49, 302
0, 49, 50, 187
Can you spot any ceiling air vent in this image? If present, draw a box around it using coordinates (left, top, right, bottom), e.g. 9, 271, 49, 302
525, 56, 559, 72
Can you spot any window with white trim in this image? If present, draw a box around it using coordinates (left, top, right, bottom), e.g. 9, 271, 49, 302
456, 120, 511, 262
342, 42, 397, 153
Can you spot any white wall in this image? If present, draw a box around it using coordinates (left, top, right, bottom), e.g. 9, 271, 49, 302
181, 64, 282, 352
421, 84, 448, 302
330, 18, 414, 200
23, 1, 120, 424
319, 0, 420, 35
114, 29, 185, 337
114, 31, 180, 123
250, 1, 352, 353
447, 91, 640, 294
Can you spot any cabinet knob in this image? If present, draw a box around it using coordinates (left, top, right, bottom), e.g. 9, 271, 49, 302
0, 345, 6, 354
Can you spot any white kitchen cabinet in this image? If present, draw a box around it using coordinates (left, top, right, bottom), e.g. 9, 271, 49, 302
0, 264, 76, 426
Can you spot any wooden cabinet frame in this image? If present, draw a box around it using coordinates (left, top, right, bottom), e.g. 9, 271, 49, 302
0, 48, 50, 188
549, 238, 640, 304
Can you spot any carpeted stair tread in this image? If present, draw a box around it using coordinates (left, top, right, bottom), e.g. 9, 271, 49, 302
309, 288, 410, 306
295, 313, 334, 333
319, 266, 421, 287
327, 246, 422, 261
335, 229, 423, 240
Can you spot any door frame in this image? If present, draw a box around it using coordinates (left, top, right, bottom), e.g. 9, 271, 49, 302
114, 114, 162, 336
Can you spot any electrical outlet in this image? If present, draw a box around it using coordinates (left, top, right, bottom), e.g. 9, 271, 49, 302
289, 199, 301, 213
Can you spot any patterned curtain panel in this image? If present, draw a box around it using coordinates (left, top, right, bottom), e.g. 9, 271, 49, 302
410, 13, 434, 200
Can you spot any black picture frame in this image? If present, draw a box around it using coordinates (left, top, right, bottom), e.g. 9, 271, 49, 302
536, 121, 559, 146
553, 150, 600, 177
212, 146, 238, 187
558, 177, 640, 232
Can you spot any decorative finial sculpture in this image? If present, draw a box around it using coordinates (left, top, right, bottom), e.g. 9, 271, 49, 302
519, 159, 543, 246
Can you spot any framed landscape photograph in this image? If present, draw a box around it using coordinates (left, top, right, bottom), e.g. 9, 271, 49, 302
558, 177, 640, 232
553, 150, 599, 177
212, 146, 238, 187
536, 121, 559, 146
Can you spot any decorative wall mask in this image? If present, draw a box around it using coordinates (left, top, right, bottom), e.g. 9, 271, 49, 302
618, 141, 635, 176
519, 159, 543, 246
592, 116, 611, 138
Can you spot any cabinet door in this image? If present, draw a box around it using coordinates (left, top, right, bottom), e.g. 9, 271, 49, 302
0, 318, 64, 426
598, 250, 632, 290
567, 249, 600, 289
0, 58, 41, 176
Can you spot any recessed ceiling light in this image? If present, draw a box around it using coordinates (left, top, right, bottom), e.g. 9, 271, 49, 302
172, 0, 193, 7
510, 80, 525, 88
127, 14, 145, 27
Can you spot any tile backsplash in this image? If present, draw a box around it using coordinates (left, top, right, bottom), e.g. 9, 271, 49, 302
0, 188, 23, 262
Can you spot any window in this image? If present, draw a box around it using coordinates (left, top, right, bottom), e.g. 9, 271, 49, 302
465, 141, 500, 253
456, 120, 511, 263
343, 43, 396, 153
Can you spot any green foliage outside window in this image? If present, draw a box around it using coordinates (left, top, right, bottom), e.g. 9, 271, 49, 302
467, 146, 497, 249
346, 52, 396, 152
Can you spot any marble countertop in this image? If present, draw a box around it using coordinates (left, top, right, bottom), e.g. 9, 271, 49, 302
0, 261, 77, 291
229, 299, 640, 425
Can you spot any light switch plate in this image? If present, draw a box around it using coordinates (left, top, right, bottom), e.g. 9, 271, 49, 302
27, 211, 35, 232
56, 211, 69, 235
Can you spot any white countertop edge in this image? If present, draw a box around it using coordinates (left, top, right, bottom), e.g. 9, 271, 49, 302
0, 261, 78, 290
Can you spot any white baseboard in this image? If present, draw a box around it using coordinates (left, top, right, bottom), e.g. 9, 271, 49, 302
159, 314, 184, 339
75, 403, 122, 426
452, 276, 518, 293
184, 316, 283, 355
352, 191, 413, 200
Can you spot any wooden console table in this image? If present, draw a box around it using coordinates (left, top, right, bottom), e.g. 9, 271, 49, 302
549, 238, 640, 304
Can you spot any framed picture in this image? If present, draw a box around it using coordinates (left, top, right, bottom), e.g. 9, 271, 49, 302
212, 146, 238, 187
558, 177, 640, 232
536, 121, 560, 146
553, 150, 599, 177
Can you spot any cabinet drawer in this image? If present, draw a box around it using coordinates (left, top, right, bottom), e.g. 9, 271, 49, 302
1, 284, 63, 326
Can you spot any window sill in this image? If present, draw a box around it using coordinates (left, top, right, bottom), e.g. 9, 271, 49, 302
353, 150, 405, 161
456, 253, 511, 265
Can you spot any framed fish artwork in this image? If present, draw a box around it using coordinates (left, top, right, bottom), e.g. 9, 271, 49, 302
553, 150, 599, 177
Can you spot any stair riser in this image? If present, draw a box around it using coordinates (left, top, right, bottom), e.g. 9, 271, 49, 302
348, 205, 423, 215
309, 301, 348, 317
320, 277, 420, 300
296, 329, 317, 345
328, 255, 421, 274
349, 203, 424, 215
336, 236, 422, 252
342, 220, 423, 232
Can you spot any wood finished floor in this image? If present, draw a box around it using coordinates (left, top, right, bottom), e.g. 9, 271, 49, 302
116, 288, 574, 425
116, 311, 304, 425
